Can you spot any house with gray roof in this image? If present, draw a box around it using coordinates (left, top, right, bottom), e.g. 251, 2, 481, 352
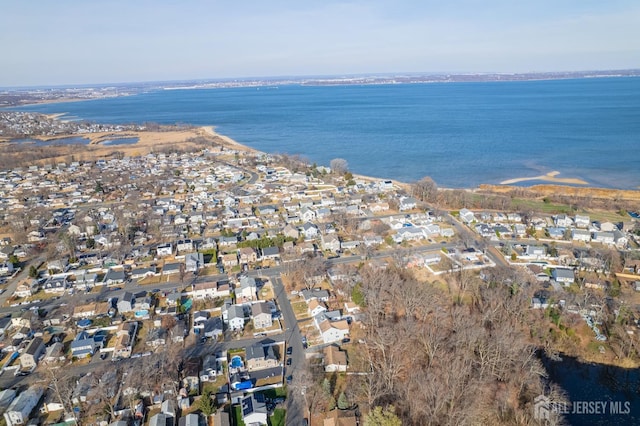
19, 337, 45, 372
203, 316, 224, 339
117, 291, 135, 313
227, 305, 245, 331
301, 222, 319, 240
251, 302, 272, 329
103, 268, 126, 286
179, 413, 201, 426
238, 276, 257, 301
301, 288, 330, 302
552, 268, 575, 286
260, 246, 280, 261
185, 252, 204, 272
241, 394, 268, 425
70, 330, 104, 358
246, 344, 278, 372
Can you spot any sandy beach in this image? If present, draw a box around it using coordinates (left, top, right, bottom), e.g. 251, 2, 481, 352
500, 171, 588, 186
200, 126, 259, 153
5, 125, 640, 204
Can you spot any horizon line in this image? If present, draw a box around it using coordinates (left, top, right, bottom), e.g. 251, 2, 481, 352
2, 68, 640, 91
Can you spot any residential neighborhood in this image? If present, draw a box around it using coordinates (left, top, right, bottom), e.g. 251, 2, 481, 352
0, 113, 639, 425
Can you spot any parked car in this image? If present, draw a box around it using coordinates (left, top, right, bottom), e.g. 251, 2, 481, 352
286, 358, 292, 366
286, 346, 293, 355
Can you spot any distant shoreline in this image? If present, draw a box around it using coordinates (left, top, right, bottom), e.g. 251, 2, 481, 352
3, 79, 639, 191
2, 70, 640, 107
2, 125, 640, 201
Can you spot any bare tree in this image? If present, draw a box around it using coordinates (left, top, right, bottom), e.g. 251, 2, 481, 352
43, 366, 81, 425
88, 366, 121, 420
329, 158, 349, 175
348, 263, 548, 425
412, 176, 438, 204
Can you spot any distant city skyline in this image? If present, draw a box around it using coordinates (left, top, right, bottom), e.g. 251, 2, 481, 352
2, 0, 639, 87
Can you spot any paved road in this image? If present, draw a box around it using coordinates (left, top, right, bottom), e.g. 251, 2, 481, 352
0, 255, 46, 307
0, 232, 475, 423
444, 213, 510, 268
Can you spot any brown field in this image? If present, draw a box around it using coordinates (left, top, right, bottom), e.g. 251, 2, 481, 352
479, 183, 640, 202
0, 126, 250, 167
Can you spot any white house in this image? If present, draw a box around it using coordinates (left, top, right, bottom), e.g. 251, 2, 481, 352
308, 299, 327, 317
525, 245, 547, 259
552, 268, 575, 286
156, 243, 173, 257
227, 305, 245, 331
185, 252, 205, 272
593, 231, 615, 245
571, 229, 591, 242
574, 215, 590, 228
300, 207, 316, 222
190, 281, 230, 299
176, 239, 194, 253
251, 302, 273, 329
393, 227, 425, 243
614, 230, 629, 249
554, 214, 573, 227
4, 388, 43, 426
238, 276, 257, 301
319, 319, 349, 344
301, 222, 319, 239
321, 233, 341, 252
399, 197, 418, 211
0, 261, 14, 277
19, 337, 45, 372
323, 345, 348, 373
507, 213, 522, 223
459, 208, 475, 224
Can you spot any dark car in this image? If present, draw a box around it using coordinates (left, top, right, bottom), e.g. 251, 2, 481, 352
286, 375, 293, 384
286, 346, 293, 355
286, 357, 292, 366
100, 353, 108, 360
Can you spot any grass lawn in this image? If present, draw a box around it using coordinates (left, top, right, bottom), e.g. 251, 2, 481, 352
259, 284, 275, 300
234, 405, 246, 426
269, 408, 286, 426
27, 290, 63, 302
202, 373, 228, 394
199, 265, 220, 276
260, 386, 288, 399
255, 375, 284, 387
138, 275, 162, 285
255, 320, 282, 334
291, 301, 309, 319
508, 197, 575, 215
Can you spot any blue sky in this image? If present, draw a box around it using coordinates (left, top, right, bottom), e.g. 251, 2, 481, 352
2, 0, 639, 87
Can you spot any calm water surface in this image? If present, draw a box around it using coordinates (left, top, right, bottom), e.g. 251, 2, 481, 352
11, 78, 640, 189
